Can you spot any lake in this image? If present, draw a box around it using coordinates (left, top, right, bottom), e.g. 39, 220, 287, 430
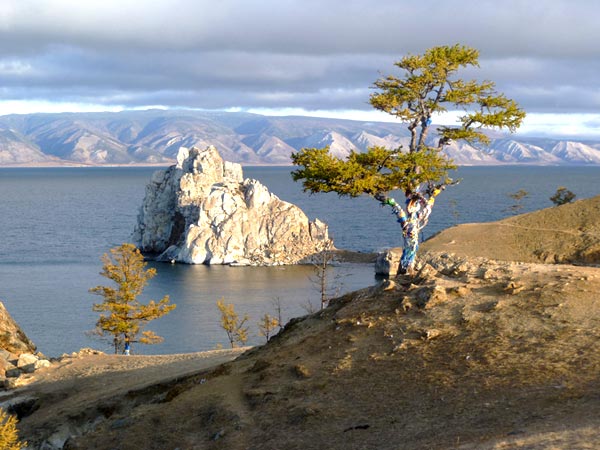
0, 165, 599, 355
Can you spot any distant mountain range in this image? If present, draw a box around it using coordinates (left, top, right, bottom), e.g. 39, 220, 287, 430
1, 109, 600, 166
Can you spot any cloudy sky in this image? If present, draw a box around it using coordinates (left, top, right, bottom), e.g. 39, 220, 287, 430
1, 0, 599, 138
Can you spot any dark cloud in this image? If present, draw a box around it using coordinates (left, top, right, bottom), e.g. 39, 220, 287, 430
0, 0, 599, 115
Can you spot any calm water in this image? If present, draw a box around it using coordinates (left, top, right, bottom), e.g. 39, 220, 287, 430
0, 165, 599, 355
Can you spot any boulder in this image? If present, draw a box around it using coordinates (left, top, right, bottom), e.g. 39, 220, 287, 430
0, 359, 17, 377
17, 353, 38, 373
133, 146, 330, 265
5, 366, 21, 378
0, 349, 15, 362
34, 359, 51, 370
375, 249, 401, 276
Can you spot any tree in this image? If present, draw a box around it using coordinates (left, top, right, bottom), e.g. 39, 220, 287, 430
292, 44, 525, 274
89, 243, 176, 354
550, 186, 576, 206
216, 298, 249, 348
0, 408, 26, 450
270, 296, 285, 332
257, 313, 279, 342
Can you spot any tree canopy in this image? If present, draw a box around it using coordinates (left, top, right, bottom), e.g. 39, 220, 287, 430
89, 243, 176, 354
370, 44, 525, 151
291, 146, 455, 197
292, 44, 526, 198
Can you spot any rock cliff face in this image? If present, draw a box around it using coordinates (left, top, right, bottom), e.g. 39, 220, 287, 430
0, 302, 36, 356
0, 301, 52, 388
133, 146, 329, 265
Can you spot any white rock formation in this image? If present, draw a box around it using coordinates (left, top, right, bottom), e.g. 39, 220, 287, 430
132, 146, 330, 265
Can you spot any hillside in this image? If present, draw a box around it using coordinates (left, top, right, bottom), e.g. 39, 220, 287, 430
421, 195, 600, 265
5, 250, 600, 448
2, 110, 600, 166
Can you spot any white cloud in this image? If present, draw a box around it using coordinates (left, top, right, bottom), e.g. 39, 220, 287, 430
1, 0, 600, 137
0, 100, 124, 115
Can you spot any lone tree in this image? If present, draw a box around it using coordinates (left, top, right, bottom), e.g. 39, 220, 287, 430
90, 243, 176, 354
292, 44, 525, 274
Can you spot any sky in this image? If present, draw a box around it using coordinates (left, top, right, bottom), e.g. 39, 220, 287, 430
0, 0, 599, 138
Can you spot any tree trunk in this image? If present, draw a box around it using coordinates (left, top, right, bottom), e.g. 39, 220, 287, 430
399, 219, 420, 274
408, 121, 418, 152
379, 189, 440, 274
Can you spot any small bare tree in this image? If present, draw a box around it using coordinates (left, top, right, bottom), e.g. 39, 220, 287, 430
216, 298, 249, 348
270, 296, 285, 331
448, 199, 461, 225
312, 239, 334, 310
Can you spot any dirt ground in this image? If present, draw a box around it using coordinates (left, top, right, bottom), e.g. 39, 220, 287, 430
6, 196, 600, 449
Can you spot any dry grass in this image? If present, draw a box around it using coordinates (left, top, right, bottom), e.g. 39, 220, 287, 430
421, 194, 600, 265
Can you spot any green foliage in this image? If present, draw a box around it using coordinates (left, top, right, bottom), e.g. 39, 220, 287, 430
292, 44, 525, 202
216, 298, 249, 348
291, 146, 456, 196
550, 186, 576, 206
89, 243, 176, 354
370, 44, 526, 150
0, 408, 26, 450
257, 313, 279, 342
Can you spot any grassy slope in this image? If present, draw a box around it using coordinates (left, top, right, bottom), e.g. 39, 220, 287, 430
421, 195, 600, 265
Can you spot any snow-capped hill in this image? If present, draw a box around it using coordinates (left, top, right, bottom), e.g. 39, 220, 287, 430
1, 110, 600, 166
322, 132, 355, 158
296, 131, 354, 158
244, 135, 295, 163
0, 128, 52, 164
549, 141, 600, 164
490, 139, 562, 164
352, 131, 404, 151
441, 141, 498, 165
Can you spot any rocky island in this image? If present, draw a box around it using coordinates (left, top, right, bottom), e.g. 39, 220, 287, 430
132, 145, 330, 265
